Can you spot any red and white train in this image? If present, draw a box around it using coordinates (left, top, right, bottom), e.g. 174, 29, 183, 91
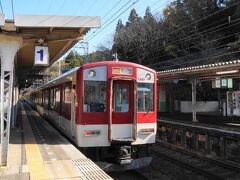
25, 61, 157, 169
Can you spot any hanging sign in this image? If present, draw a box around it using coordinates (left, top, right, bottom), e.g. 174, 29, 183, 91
34, 46, 49, 66
212, 78, 233, 88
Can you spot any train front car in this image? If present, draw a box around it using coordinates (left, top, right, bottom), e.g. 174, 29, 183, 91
76, 61, 157, 170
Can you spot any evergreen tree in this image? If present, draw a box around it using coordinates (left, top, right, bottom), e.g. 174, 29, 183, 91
66, 51, 84, 68
126, 9, 141, 26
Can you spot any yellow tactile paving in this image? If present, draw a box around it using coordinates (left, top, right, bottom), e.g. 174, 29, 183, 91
21, 104, 48, 180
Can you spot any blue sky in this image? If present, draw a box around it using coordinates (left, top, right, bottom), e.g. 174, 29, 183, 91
1, 0, 171, 54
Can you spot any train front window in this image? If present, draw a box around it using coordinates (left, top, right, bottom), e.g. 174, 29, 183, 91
84, 81, 106, 112
137, 83, 153, 112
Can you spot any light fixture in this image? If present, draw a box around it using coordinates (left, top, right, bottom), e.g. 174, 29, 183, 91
89, 70, 96, 77
216, 70, 239, 75
145, 73, 151, 80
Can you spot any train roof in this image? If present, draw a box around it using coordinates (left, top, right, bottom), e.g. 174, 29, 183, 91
35, 61, 156, 91
82, 61, 156, 73
37, 67, 80, 90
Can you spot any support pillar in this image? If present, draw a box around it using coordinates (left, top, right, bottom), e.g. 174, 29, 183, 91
158, 83, 166, 112
0, 35, 22, 166
192, 77, 198, 122
12, 84, 19, 128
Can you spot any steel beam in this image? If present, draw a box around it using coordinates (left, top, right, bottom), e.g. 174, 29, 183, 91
0, 35, 22, 166
191, 77, 198, 122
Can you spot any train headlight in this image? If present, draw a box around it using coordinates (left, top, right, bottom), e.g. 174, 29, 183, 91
145, 73, 151, 80
89, 70, 96, 77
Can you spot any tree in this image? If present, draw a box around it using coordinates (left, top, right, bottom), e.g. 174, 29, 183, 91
65, 51, 84, 68
89, 42, 113, 62
115, 19, 124, 32
126, 9, 141, 26
112, 0, 240, 69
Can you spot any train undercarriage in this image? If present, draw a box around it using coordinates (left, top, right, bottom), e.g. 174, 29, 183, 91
81, 143, 152, 171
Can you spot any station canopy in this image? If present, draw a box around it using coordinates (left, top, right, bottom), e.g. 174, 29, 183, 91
0, 13, 100, 88
157, 60, 240, 82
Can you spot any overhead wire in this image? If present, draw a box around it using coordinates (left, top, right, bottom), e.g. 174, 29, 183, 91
132, 26, 240, 69
87, 0, 140, 42
157, 50, 240, 70
114, 13, 240, 69
135, 15, 240, 63
139, 0, 172, 17
85, 0, 132, 41
148, 31, 240, 68
116, 1, 240, 57
69, 0, 127, 53
62, 0, 126, 29
82, 0, 97, 15
115, 14, 240, 64
85, 0, 170, 42
102, 0, 123, 20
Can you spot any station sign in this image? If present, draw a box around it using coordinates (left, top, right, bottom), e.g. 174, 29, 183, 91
212, 78, 232, 88
34, 46, 49, 66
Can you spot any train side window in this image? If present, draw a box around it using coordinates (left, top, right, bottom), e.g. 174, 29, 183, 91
137, 83, 153, 112
55, 88, 61, 113
84, 81, 106, 112
62, 85, 71, 118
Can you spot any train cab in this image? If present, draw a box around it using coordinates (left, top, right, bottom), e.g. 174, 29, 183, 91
76, 61, 157, 165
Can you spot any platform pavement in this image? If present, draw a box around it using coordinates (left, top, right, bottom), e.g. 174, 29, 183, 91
0, 102, 112, 180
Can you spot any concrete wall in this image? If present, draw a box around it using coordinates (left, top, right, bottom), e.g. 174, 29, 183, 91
180, 101, 218, 113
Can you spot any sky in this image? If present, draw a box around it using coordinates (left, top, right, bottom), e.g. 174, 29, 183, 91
1, 0, 171, 55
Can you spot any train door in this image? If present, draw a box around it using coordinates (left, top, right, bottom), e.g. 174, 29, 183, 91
110, 79, 136, 142
70, 84, 76, 139
59, 85, 64, 129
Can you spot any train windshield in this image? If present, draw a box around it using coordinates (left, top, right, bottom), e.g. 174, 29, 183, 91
137, 83, 153, 112
84, 81, 106, 112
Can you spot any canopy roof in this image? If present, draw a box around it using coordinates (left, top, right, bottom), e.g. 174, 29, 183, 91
0, 13, 100, 88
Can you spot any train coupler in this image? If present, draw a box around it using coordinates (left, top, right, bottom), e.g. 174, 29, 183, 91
117, 145, 132, 164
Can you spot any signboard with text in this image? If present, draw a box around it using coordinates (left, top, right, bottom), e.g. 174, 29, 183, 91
212, 78, 233, 88
34, 46, 49, 66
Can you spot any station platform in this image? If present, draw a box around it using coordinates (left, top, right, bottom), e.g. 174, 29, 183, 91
0, 101, 112, 180
158, 112, 240, 130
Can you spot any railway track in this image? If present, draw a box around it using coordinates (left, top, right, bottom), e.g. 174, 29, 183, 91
108, 170, 149, 180
152, 142, 240, 180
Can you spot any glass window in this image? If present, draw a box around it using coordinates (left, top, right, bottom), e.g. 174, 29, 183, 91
50, 89, 56, 110
84, 81, 106, 112
62, 85, 71, 117
55, 88, 61, 112
114, 84, 129, 112
137, 83, 153, 112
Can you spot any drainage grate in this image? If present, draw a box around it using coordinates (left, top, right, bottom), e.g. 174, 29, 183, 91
73, 159, 112, 180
